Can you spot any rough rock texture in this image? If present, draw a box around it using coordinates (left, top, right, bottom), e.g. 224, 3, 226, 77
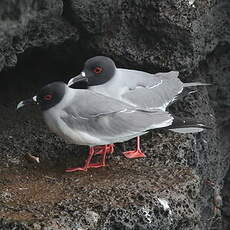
0, 0, 79, 71
0, 0, 229, 229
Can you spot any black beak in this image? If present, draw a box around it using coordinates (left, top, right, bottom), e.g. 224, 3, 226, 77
17, 96, 37, 110
67, 72, 88, 89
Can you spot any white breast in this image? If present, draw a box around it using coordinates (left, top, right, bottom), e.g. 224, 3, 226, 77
42, 88, 103, 146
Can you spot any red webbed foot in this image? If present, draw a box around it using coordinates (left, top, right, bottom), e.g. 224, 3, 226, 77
65, 145, 112, 173
88, 162, 107, 168
65, 167, 87, 172
123, 136, 146, 158
123, 149, 146, 159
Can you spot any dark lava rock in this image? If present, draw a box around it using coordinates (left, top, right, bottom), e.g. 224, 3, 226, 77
0, 0, 79, 71
0, 0, 229, 230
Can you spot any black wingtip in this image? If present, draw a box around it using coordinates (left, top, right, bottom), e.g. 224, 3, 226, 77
166, 116, 213, 133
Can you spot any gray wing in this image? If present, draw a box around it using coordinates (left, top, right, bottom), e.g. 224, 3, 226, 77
61, 90, 173, 143
65, 90, 131, 119
118, 69, 183, 110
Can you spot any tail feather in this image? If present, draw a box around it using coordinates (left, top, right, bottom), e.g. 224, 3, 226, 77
183, 82, 211, 87
166, 117, 212, 134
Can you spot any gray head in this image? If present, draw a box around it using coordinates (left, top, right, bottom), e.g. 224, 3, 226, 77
68, 56, 116, 88
17, 82, 66, 111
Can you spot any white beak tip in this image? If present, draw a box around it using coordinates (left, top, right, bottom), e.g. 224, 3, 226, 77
16, 101, 24, 110
33, 96, 37, 102
67, 79, 74, 87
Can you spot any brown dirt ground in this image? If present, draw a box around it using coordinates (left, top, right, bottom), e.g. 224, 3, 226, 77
0, 155, 195, 223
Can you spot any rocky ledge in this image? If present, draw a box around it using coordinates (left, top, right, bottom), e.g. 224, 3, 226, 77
0, 0, 229, 229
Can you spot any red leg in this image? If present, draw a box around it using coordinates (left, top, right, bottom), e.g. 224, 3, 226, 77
65, 147, 95, 172
123, 136, 146, 158
108, 144, 114, 154
88, 145, 109, 168
94, 144, 115, 155
94, 145, 106, 154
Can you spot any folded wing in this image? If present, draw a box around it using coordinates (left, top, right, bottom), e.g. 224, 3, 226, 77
118, 69, 183, 110
61, 90, 173, 143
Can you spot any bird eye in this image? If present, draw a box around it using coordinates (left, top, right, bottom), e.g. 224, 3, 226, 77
93, 66, 103, 74
44, 94, 53, 100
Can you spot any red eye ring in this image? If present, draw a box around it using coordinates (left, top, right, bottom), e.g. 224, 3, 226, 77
93, 66, 103, 74
44, 94, 53, 100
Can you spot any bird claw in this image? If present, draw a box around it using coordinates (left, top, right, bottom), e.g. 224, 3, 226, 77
65, 167, 87, 172
88, 163, 107, 168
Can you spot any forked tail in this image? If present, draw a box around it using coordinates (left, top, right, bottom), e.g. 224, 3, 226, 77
166, 117, 212, 134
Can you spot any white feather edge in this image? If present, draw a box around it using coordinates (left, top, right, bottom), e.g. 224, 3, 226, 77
169, 127, 205, 134
183, 82, 211, 87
